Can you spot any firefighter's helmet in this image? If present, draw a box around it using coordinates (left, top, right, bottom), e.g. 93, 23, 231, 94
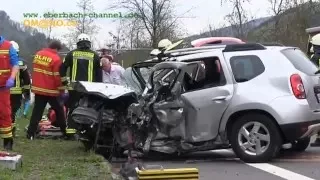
158, 39, 172, 49
10, 41, 19, 52
77, 33, 91, 43
311, 33, 320, 46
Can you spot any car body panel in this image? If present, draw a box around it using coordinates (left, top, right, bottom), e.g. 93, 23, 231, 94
219, 47, 320, 134
73, 81, 136, 99
181, 84, 234, 142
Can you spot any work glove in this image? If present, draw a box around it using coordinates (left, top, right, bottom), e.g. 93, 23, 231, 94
5, 77, 15, 88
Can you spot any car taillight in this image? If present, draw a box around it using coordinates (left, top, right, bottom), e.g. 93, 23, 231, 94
290, 74, 306, 99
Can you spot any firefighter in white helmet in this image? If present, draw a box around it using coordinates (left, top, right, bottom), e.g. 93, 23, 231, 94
149, 39, 172, 58
59, 33, 102, 138
158, 39, 172, 51
310, 33, 320, 62
310, 33, 320, 147
9, 41, 31, 137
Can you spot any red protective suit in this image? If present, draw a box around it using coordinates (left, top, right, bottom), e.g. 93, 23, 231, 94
31, 48, 63, 96
0, 40, 13, 139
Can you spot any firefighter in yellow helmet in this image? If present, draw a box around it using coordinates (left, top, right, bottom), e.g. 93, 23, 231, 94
59, 33, 102, 138
9, 41, 31, 137
310, 33, 320, 147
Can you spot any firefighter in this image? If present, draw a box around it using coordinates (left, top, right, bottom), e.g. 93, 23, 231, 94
310, 33, 320, 65
59, 33, 102, 137
9, 41, 31, 137
310, 33, 320, 147
0, 35, 19, 150
26, 40, 67, 140
158, 39, 172, 51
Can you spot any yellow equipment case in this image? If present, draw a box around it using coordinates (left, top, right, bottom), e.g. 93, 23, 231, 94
135, 165, 199, 180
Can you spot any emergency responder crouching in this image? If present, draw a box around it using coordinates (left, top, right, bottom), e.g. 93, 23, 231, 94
0, 35, 19, 150
9, 41, 31, 137
26, 40, 68, 140
310, 33, 320, 147
59, 33, 102, 137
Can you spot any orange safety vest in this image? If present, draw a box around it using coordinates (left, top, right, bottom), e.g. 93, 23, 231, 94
0, 40, 12, 87
31, 48, 63, 96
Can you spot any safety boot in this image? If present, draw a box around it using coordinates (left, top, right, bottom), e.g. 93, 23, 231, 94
3, 138, 13, 151
311, 138, 320, 147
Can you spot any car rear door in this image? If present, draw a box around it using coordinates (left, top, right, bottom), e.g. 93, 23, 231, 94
180, 51, 235, 142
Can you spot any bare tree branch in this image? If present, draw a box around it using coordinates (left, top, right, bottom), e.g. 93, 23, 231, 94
110, 0, 189, 48
63, 0, 100, 49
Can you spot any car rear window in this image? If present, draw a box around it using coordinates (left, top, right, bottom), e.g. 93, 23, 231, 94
281, 48, 318, 75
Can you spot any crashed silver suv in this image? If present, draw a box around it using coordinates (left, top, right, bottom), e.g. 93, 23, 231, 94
123, 43, 320, 162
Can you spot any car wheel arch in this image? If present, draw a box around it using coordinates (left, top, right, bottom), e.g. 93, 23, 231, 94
225, 109, 285, 142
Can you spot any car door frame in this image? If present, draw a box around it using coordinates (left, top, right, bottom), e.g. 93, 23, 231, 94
131, 60, 162, 91
178, 51, 235, 142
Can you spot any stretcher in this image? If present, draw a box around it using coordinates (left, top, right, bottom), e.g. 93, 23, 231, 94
38, 120, 63, 137
0, 151, 22, 170
24, 118, 63, 138
135, 165, 199, 180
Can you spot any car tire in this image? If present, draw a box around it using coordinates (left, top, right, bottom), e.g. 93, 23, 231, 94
230, 113, 282, 163
290, 137, 310, 152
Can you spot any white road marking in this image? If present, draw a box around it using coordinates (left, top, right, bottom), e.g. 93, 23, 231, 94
246, 163, 316, 180
218, 149, 316, 180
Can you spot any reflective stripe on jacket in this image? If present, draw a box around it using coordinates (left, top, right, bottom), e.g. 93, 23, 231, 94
31, 48, 63, 96
0, 40, 12, 86
10, 60, 31, 94
59, 49, 102, 88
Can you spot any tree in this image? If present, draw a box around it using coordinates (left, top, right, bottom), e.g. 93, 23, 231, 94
110, 0, 189, 48
221, 0, 252, 39
63, 0, 100, 49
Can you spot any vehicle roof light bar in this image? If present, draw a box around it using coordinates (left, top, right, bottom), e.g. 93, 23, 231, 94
223, 43, 266, 52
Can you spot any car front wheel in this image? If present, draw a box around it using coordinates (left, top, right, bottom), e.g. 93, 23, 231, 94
230, 113, 282, 163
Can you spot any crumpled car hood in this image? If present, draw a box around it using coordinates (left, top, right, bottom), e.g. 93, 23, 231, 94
74, 81, 136, 99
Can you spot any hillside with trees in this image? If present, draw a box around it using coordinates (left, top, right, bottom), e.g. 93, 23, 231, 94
0, 10, 69, 68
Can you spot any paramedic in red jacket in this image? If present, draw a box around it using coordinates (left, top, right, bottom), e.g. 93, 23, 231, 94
0, 35, 19, 150
26, 40, 68, 140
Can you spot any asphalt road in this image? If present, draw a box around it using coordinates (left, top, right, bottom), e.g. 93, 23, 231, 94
112, 137, 320, 180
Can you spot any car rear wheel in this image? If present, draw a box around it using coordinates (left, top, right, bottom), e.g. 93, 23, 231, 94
290, 137, 310, 152
230, 113, 282, 163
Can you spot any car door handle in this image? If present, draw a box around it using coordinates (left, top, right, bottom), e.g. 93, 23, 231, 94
212, 96, 228, 101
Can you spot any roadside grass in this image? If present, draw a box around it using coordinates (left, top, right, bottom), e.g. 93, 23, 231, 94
0, 106, 113, 180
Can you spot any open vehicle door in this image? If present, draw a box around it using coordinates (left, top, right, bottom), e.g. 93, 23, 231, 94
148, 61, 190, 128
124, 60, 161, 94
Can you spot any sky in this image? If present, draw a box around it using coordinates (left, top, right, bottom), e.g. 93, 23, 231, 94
1, 0, 271, 48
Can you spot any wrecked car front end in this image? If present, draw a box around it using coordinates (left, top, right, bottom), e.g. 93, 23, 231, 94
71, 81, 138, 154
